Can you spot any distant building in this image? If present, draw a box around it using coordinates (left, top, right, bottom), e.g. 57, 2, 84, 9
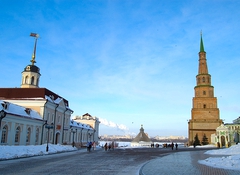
188, 34, 223, 146
211, 117, 240, 148
131, 125, 152, 147
73, 113, 100, 143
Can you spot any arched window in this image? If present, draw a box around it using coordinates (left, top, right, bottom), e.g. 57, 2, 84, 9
51, 114, 54, 123
1, 125, 8, 144
203, 104, 206, 108
25, 76, 29, 84
202, 77, 205, 83
47, 113, 50, 122
15, 126, 21, 143
26, 127, 31, 143
35, 128, 39, 143
31, 76, 35, 85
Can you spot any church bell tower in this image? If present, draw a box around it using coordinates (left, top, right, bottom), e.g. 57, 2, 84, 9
21, 33, 41, 88
188, 33, 223, 145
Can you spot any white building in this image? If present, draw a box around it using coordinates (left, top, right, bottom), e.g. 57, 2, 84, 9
0, 33, 99, 146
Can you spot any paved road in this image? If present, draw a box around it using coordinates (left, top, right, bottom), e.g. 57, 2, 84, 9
0, 147, 238, 175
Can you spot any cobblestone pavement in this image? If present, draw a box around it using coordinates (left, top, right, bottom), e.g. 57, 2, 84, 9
139, 150, 240, 175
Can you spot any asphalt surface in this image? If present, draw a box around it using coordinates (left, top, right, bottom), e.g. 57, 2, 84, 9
0, 147, 240, 175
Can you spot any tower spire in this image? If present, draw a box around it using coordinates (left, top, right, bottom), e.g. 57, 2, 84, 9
30, 33, 39, 65
200, 31, 205, 52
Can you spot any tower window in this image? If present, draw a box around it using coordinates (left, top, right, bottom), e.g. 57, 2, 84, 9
25, 76, 29, 84
31, 76, 34, 85
202, 77, 205, 83
203, 104, 206, 108
203, 91, 206, 95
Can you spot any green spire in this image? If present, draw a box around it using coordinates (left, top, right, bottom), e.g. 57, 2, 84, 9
200, 31, 205, 52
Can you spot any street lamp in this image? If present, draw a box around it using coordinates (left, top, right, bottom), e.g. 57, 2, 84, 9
45, 123, 54, 152
71, 128, 76, 147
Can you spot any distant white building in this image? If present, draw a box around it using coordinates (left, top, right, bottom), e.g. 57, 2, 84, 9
211, 117, 240, 148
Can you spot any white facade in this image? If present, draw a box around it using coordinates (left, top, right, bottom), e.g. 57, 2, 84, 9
0, 100, 43, 146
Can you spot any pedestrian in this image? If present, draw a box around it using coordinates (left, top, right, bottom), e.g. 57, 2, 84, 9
111, 141, 114, 150
92, 141, 96, 151
175, 143, 178, 150
89, 141, 92, 151
171, 142, 174, 150
104, 143, 108, 151
86, 142, 90, 152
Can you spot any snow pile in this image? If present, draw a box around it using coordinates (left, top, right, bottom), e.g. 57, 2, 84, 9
199, 144, 240, 170
0, 144, 77, 160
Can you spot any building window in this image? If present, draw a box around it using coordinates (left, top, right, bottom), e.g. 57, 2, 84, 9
35, 128, 39, 143
202, 77, 205, 83
203, 91, 206, 95
51, 114, 54, 123
15, 126, 21, 143
47, 113, 50, 122
66, 118, 68, 125
26, 127, 31, 143
203, 104, 206, 108
58, 115, 60, 123
31, 76, 34, 85
1, 125, 8, 144
25, 76, 29, 84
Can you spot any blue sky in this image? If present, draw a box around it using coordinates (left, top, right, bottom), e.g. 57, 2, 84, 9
1, 0, 240, 137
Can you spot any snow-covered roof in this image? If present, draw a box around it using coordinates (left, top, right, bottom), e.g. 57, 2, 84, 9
69, 119, 93, 130
45, 95, 73, 112
0, 100, 42, 121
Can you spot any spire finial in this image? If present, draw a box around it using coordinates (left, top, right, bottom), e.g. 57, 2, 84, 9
200, 31, 205, 52
30, 33, 39, 65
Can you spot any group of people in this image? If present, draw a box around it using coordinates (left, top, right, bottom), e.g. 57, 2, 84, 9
171, 142, 178, 150
103, 142, 115, 151
86, 141, 96, 152
162, 142, 178, 150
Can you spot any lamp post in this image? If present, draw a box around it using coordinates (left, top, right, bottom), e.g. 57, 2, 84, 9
71, 128, 76, 147
45, 123, 54, 152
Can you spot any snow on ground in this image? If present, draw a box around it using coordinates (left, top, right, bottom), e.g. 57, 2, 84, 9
199, 144, 240, 170
0, 144, 77, 160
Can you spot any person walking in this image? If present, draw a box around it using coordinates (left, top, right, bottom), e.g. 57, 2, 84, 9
175, 143, 178, 150
171, 142, 174, 150
104, 143, 108, 151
